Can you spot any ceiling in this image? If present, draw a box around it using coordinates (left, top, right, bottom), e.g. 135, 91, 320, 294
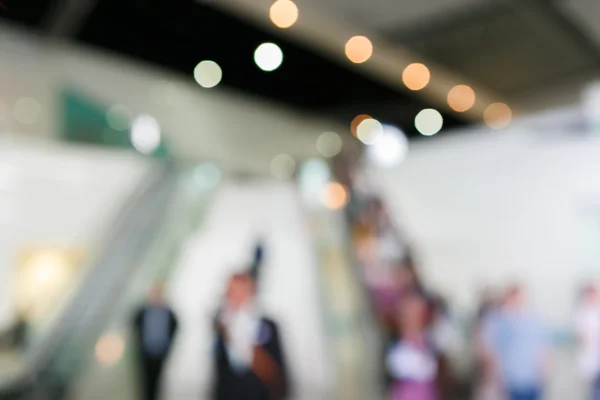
1, 0, 599, 138
0, 0, 468, 139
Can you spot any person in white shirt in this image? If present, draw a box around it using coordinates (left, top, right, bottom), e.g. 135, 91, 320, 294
576, 283, 600, 399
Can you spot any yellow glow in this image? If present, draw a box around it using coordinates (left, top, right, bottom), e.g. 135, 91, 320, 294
95, 333, 125, 366
321, 182, 349, 210
484, 102, 512, 129
345, 36, 373, 64
447, 85, 476, 112
270, 0, 298, 28
402, 63, 430, 91
350, 114, 372, 137
16, 248, 82, 319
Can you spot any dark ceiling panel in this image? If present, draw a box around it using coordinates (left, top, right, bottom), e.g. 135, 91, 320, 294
385, 1, 599, 98
0, 0, 56, 27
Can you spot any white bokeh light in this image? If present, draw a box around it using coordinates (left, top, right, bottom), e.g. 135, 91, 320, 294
13, 97, 41, 125
415, 109, 443, 136
254, 43, 284, 72
367, 124, 409, 168
316, 131, 342, 158
106, 104, 132, 131
130, 114, 161, 154
356, 118, 383, 145
270, 153, 295, 180
194, 60, 223, 88
194, 162, 221, 190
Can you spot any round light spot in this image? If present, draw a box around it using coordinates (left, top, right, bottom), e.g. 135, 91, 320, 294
345, 36, 373, 64
106, 104, 132, 131
270, 154, 295, 180
448, 85, 476, 112
367, 124, 409, 168
130, 114, 161, 154
356, 118, 383, 145
484, 102, 512, 130
95, 333, 125, 366
321, 182, 349, 210
13, 97, 41, 125
270, 0, 298, 28
415, 109, 443, 136
402, 63, 430, 91
194, 162, 221, 190
316, 132, 342, 158
254, 43, 283, 72
194, 60, 223, 88
350, 114, 372, 137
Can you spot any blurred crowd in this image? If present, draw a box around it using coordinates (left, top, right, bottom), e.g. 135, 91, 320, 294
342, 166, 600, 400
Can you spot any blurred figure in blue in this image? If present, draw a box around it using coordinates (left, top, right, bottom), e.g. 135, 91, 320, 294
482, 285, 551, 400
133, 284, 179, 400
213, 272, 289, 400
575, 283, 600, 400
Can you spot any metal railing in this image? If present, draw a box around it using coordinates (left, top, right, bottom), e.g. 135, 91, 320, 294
0, 162, 176, 399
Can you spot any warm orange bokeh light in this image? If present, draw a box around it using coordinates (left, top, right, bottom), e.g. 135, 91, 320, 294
484, 102, 512, 129
321, 182, 349, 210
269, 0, 298, 29
350, 114, 372, 137
447, 85, 476, 112
345, 36, 373, 64
95, 333, 125, 366
402, 63, 430, 91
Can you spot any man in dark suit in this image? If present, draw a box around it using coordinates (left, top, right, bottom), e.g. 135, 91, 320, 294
213, 273, 289, 400
133, 284, 178, 400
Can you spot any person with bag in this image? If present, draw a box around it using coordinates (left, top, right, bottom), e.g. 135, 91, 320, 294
212, 273, 290, 400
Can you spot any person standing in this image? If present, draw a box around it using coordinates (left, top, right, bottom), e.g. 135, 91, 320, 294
133, 284, 179, 400
482, 285, 550, 400
387, 292, 439, 400
213, 273, 289, 400
576, 283, 600, 399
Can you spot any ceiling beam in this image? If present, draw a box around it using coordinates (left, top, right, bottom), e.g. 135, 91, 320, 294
43, 0, 100, 37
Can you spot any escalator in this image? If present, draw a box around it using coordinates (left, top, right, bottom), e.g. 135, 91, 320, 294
0, 162, 216, 400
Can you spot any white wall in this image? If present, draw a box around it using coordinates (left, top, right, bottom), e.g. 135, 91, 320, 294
378, 116, 600, 327
0, 22, 348, 175
0, 137, 152, 328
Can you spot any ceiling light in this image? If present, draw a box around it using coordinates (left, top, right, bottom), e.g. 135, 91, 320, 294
415, 109, 443, 136
106, 104, 132, 131
345, 36, 373, 64
448, 85, 476, 112
366, 124, 409, 168
13, 97, 41, 125
270, 154, 295, 180
194, 60, 223, 88
130, 114, 161, 154
270, 0, 298, 28
356, 118, 383, 144
95, 333, 125, 366
316, 132, 342, 158
350, 114, 372, 137
254, 43, 283, 72
402, 63, 430, 91
321, 182, 349, 210
484, 103, 512, 130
